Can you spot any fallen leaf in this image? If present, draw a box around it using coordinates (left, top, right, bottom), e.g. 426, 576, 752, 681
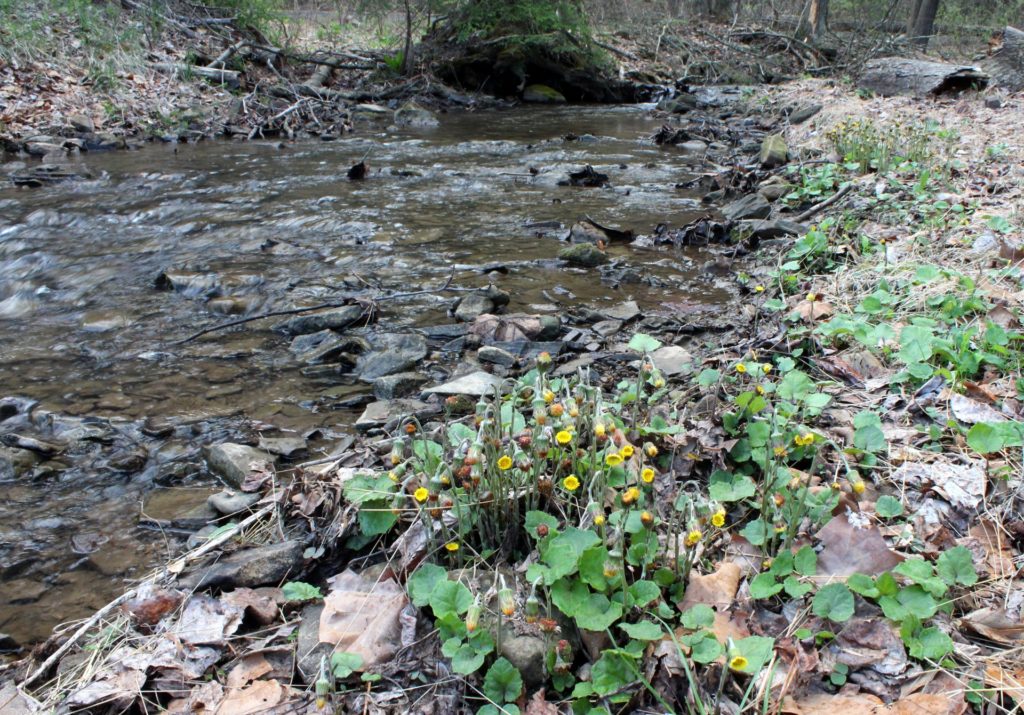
817, 514, 904, 577
891, 460, 987, 511
221, 588, 282, 626
963, 520, 1015, 579
319, 569, 408, 668
678, 561, 741, 612
173, 595, 243, 646
121, 583, 183, 627
524, 689, 560, 715
217, 679, 290, 715
833, 618, 907, 675
949, 393, 1007, 424
984, 663, 1024, 704
797, 299, 834, 322
959, 607, 1024, 645
166, 681, 224, 714
226, 654, 274, 689
67, 668, 146, 708
782, 692, 955, 714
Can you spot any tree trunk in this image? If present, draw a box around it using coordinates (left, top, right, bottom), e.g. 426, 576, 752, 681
808, 0, 828, 39
402, 0, 414, 75
985, 26, 1024, 91
907, 0, 923, 34
910, 0, 940, 48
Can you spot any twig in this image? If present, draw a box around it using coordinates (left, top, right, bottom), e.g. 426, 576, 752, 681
794, 183, 854, 222
174, 268, 456, 344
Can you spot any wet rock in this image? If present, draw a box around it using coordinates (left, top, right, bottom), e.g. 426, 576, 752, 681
352, 103, 390, 117
0, 434, 62, 456
421, 324, 467, 341
0, 446, 41, 480
651, 345, 693, 376
657, 93, 698, 113
454, 287, 510, 322
2, 578, 47, 604
276, 305, 365, 336
356, 399, 434, 431
83, 132, 124, 151
289, 330, 349, 365
679, 140, 708, 153
0, 633, 18, 651
500, 632, 548, 687
760, 134, 789, 168
25, 142, 63, 157
204, 443, 275, 488
559, 243, 608, 267
733, 219, 807, 240
69, 114, 95, 133
180, 540, 305, 590
295, 602, 331, 683
356, 333, 428, 381
258, 436, 308, 458
208, 490, 262, 516
604, 300, 641, 322
523, 84, 566, 103
592, 319, 622, 337
758, 176, 793, 201
207, 296, 250, 315
373, 372, 430, 400
723, 193, 772, 221
154, 270, 221, 298
394, 102, 439, 127
788, 103, 822, 125
424, 371, 502, 397
471, 314, 561, 342
187, 524, 220, 550
478, 345, 517, 367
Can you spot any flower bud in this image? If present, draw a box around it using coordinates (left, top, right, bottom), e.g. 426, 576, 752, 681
498, 588, 515, 617
466, 599, 481, 633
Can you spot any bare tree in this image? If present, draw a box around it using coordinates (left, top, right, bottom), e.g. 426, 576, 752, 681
808, 0, 827, 39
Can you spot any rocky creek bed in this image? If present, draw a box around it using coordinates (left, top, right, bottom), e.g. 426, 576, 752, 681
0, 96, 791, 654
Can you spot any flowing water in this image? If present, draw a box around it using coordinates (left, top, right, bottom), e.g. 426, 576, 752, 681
0, 104, 730, 646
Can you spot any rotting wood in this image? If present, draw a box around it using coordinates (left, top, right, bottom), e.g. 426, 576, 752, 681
858, 57, 988, 96
985, 26, 1024, 91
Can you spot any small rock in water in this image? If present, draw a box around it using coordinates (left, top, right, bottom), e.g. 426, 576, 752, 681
723, 193, 772, 221
454, 287, 510, 322
477, 345, 517, 367
204, 443, 275, 488
372, 372, 430, 400
179, 540, 304, 590
592, 319, 622, 337
559, 243, 608, 267
424, 371, 502, 397
208, 490, 263, 516
289, 329, 350, 365
394, 102, 439, 127
604, 300, 641, 322
356, 399, 435, 431
355, 333, 428, 381
0, 446, 41, 480
276, 305, 365, 336
258, 436, 308, 458
522, 84, 566, 103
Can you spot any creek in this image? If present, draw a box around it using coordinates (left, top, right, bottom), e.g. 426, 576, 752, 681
0, 104, 731, 646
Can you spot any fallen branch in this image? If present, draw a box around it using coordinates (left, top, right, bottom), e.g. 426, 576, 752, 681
175, 268, 456, 345
794, 183, 854, 222
152, 62, 240, 89
593, 36, 640, 62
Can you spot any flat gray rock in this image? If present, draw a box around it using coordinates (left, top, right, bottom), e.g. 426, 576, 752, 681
276, 305, 364, 336
355, 399, 433, 431
652, 345, 694, 376
424, 371, 502, 397
204, 443, 275, 488
373, 372, 430, 400
723, 193, 772, 221
180, 540, 304, 590
258, 436, 308, 458
356, 333, 428, 381
604, 300, 641, 322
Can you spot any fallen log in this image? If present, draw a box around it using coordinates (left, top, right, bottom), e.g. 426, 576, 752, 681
151, 62, 241, 89
985, 26, 1024, 91
858, 57, 988, 97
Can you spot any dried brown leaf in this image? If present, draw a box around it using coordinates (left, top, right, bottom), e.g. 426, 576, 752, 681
960, 607, 1024, 644
890, 460, 987, 511
221, 587, 282, 626
678, 561, 741, 612
948, 393, 1007, 424
834, 618, 907, 675
782, 692, 955, 714
319, 569, 408, 668
172, 594, 243, 646
217, 679, 290, 715
817, 514, 904, 577
524, 689, 560, 715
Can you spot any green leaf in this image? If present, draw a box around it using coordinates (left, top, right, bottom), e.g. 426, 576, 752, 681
908, 627, 954, 661
477, 706, 519, 715
708, 470, 757, 502
483, 657, 523, 703
875, 495, 904, 518
853, 411, 887, 452
281, 581, 323, 602
847, 573, 879, 599
525, 511, 560, 537
578, 545, 610, 591
894, 559, 947, 597
898, 325, 934, 364
540, 541, 580, 581
358, 499, 398, 536
591, 651, 635, 696
575, 593, 623, 631
936, 546, 978, 587
812, 583, 854, 622
407, 564, 447, 607
429, 580, 474, 618
783, 576, 813, 598
628, 333, 662, 353
690, 632, 724, 663
681, 604, 715, 629
731, 636, 775, 673
778, 370, 814, 401
793, 546, 817, 577
448, 641, 488, 675
331, 651, 364, 678
619, 621, 662, 641
627, 580, 661, 608
898, 585, 939, 619
749, 572, 783, 599
741, 519, 768, 546
446, 422, 476, 446
550, 578, 589, 617
697, 368, 721, 387
343, 474, 396, 505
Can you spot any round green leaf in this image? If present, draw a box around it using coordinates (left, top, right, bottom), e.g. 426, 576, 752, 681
812, 583, 854, 622
875, 495, 904, 518
483, 657, 523, 703
619, 621, 662, 641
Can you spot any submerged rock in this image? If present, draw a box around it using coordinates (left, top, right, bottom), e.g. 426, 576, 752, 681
276, 305, 364, 336
372, 372, 430, 400
356, 333, 428, 381
0, 446, 41, 480
559, 243, 609, 267
454, 287, 510, 322
394, 102, 439, 127
204, 443, 275, 488
523, 84, 566, 103
180, 540, 304, 590
289, 330, 349, 365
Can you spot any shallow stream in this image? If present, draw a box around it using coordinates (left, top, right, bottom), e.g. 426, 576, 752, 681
0, 104, 730, 645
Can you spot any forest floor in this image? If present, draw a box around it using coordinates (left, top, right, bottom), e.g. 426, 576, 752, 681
2, 9, 1024, 715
